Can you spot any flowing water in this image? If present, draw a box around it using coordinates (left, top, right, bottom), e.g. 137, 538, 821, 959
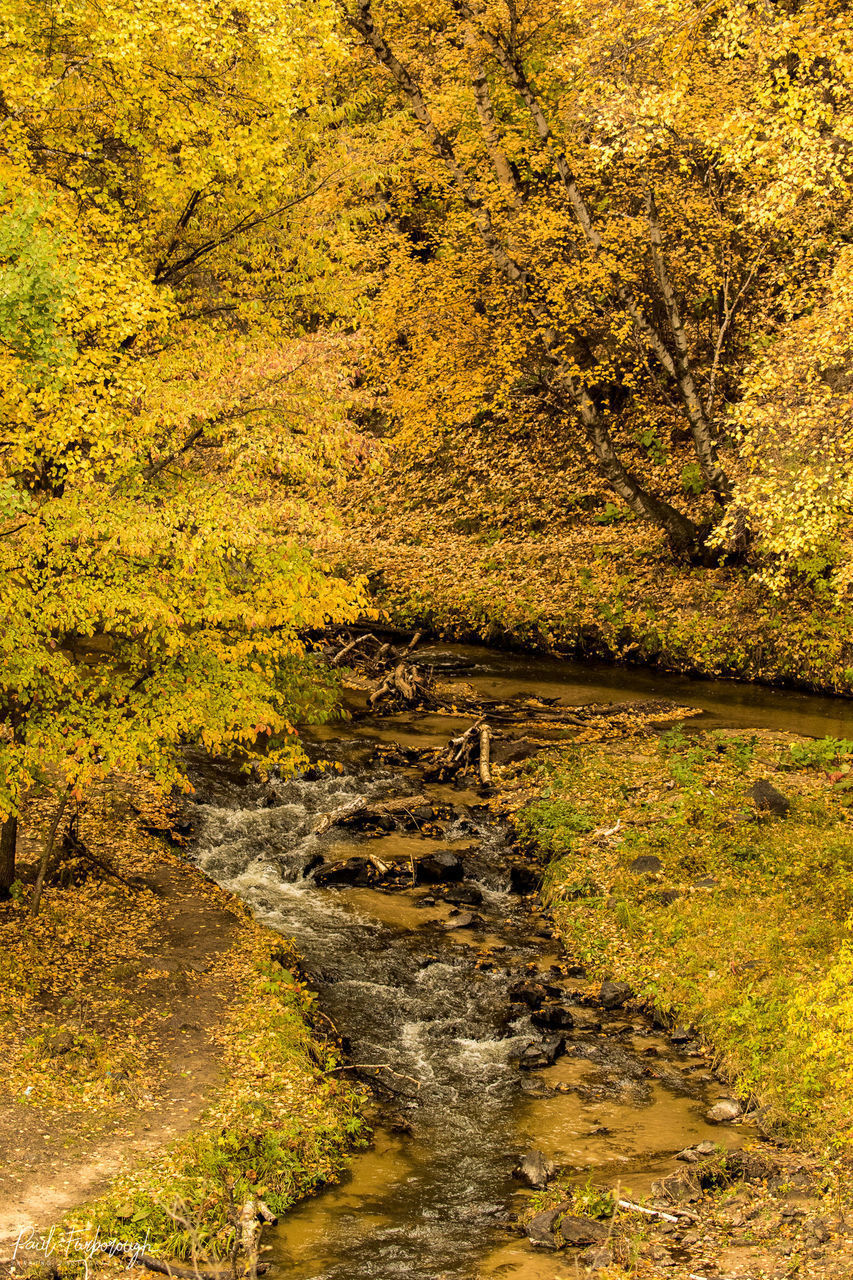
188, 645, 853, 1280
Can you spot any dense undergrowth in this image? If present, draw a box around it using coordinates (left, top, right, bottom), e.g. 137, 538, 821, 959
507, 729, 853, 1149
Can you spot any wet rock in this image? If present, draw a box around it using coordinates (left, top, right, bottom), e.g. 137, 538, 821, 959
677, 1140, 719, 1162
313, 857, 374, 888
706, 1098, 742, 1123
752, 778, 790, 817
598, 980, 632, 1009
444, 883, 483, 906
669, 1025, 692, 1044
443, 910, 483, 930
416, 850, 464, 883
579, 1245, 613, 1271
556, 1214, 610, 1247
563, 963, 587, 979
693, 875, 719, 889
509, 863, 540, 893
519, 1035, 565, 1069
629, 854, 662, 874
513, 1148, 554, 1190
525, 1207, 560, 1248
509, 980, 561, 1009
532, 1002, 575, 1031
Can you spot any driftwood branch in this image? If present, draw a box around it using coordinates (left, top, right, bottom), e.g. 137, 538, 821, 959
616, 1198, 698, 1224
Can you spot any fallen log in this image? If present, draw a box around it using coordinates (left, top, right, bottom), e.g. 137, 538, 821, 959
331, 633, 376, 667
314, 794, 431, 835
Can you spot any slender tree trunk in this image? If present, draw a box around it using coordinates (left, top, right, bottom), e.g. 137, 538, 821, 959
30, 791, 70, 917
453, 0, 734, 504
0, 814, 18, 898
345, 0, 705, 559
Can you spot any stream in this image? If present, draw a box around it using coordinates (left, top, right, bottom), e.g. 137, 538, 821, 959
188, 645, 853, 1280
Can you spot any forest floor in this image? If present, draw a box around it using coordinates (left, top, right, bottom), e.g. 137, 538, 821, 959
0, 782, 362, 1274
319, 424, 853, 694
496, 723, 853, 1277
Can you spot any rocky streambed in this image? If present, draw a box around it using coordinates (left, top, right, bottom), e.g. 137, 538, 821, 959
182, 645, 775, 1279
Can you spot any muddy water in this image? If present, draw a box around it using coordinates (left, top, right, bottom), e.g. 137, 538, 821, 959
189, 646, 849, 1280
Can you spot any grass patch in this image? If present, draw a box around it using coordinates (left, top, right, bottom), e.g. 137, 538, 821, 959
74, 931, 366, 1260
506, 729, 853, 1150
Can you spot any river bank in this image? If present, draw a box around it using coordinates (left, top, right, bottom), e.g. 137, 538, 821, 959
319, 428, 853, 695
0, 779, 363, 1271
494, 716, 853, 1276
5, 642, 853, 1279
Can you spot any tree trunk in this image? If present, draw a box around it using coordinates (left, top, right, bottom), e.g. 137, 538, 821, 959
346, 0, 708, 560
0, 814, 18, 898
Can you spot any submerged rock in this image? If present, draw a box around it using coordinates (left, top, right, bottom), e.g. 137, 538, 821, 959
443, 910, 484, 930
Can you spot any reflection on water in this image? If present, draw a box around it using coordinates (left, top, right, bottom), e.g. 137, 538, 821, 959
414, 642, 853, 738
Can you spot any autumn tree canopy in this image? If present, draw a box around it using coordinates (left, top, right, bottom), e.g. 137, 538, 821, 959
0, 0, 366, 892
330, 0, 853, 568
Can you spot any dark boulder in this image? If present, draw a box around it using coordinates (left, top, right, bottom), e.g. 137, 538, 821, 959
556, 1214, 610, 1247
444, 883, 483, 906
519, 1035, 565, 1069
752, 778, 791, 817
509, 863, 540, 893
509, 980, 561, 1009
532, 1003, 575, 1031
598, 980, 633, 1009
416, 850, 464, 883
525, 1208, 560, 1248
513, 1149, 553, 1190
313, 857, 374, 888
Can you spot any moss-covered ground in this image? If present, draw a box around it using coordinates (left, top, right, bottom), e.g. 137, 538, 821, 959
505, 728, 853, 1147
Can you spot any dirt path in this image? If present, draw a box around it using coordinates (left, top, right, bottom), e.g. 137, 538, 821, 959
0, 857, 242, 1255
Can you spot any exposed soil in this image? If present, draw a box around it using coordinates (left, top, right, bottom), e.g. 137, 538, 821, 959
0, 848, 244, 1255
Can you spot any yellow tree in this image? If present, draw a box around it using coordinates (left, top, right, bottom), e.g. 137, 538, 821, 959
332, 0, 852, 562
0, 0, 365, 893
